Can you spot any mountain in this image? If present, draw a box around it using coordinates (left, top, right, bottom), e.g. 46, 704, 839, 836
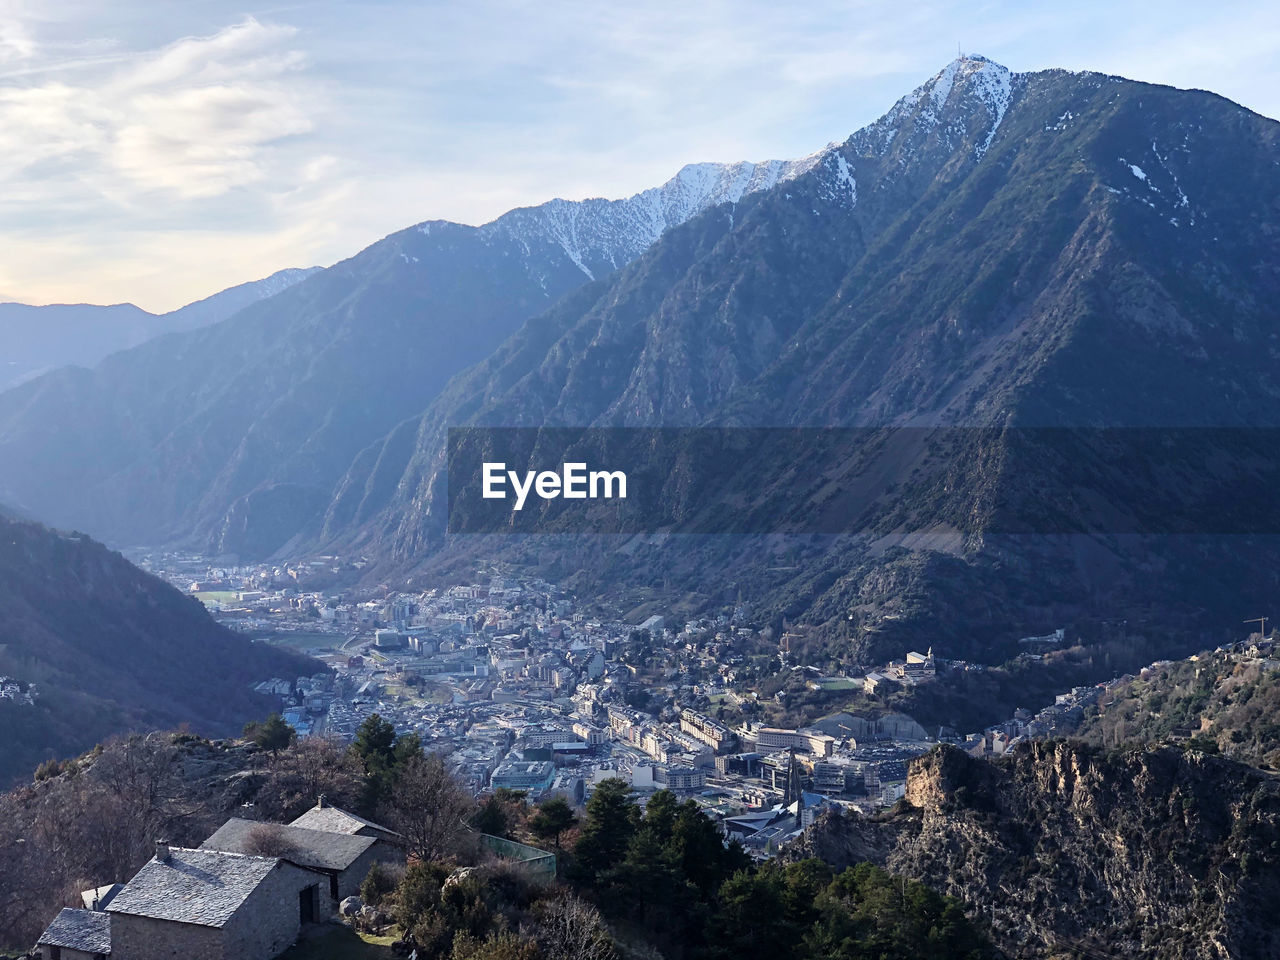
5, 55, 1280, 668
794, 741, 1280, 959
0, 515, 315, 784
0, 267, 319, 391
0, 159, 817, 558
158, 266, 322, 333
313, 55, 1280, 661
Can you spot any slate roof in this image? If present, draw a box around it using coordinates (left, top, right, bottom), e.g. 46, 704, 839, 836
290, 803, 400, 839
201, 817, 375, 872
38, 908, 112, 954
106, 848, 282, 928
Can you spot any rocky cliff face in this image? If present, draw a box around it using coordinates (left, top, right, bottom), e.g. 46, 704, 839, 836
795, 742, 1280, 959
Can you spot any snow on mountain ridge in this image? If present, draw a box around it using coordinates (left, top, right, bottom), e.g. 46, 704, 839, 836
405, 56, 1014, 288
481, 154, 823, 281
867, 54, 1015, 157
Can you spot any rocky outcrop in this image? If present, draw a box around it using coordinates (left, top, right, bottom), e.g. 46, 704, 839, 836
793, 741, 1280, 959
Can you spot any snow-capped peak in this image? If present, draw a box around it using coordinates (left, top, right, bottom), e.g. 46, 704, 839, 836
476, 154, 822, 282
407, 56, 1016, 287
871, 54, 1014, 160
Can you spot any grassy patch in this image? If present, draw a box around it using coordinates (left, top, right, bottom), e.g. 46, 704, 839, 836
193, 590, 241, 606
812, 678, 857, 692
279, 925, 398, 960
268, 631, 350, 650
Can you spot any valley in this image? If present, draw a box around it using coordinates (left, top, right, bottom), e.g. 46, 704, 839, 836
3, 35, 1280, 960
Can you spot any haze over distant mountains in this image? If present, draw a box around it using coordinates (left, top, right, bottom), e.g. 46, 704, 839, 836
3, 55, 1280, 660
0, 267, 320, 391
0, 151, 821, 557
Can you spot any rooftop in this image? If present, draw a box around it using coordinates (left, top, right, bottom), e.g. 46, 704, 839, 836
290, 802, 400, 839
106, 847, 284, 928
38, 908, 111, 954
80, 882, 124, 911
202, 818, 376, 872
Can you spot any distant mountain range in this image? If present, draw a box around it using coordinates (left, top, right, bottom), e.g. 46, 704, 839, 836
0, 515, 314, 784
0, 155, 817, 558
0, 267, 319, 391
3, 55, 1280, 662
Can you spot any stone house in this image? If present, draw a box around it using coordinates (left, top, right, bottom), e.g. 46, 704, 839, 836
34, 802, 405, 960
201, 817, 394, 907
34, 908, 111, 960
103, 843, 332, 960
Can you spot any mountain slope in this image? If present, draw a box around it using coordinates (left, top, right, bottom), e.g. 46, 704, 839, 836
1078, 642, 1280, 767
0, 516, 314, 784
0, 159, 817, 558
318, 57, 1280, 658
157, 266, 322, 334
0, 267, 318, 391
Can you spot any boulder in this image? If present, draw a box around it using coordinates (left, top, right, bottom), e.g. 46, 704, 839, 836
442, 866, 476, 889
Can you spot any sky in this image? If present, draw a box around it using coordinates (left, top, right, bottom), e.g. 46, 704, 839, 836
1, 1, 1278, 312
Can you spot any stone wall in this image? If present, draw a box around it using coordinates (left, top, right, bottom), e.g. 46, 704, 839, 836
337, 845, 385, 902
34, 948, 100, 960
223, 861, 332, 960
109, 913, 224, 960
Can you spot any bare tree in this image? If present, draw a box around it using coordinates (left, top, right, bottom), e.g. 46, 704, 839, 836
242, 823, 303, 859
534, 893, 618, 960
255, 736, 364, 820
0, 733, 202, 947
380, 752, 473, 863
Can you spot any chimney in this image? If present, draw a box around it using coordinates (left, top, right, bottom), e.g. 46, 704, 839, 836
155, 840, 171, 862
317, 793, 326, 809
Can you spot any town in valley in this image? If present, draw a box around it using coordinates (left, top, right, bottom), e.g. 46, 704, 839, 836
132, 550, 1124, 855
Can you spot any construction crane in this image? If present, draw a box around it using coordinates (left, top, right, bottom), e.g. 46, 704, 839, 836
1244, 616, 1269, 638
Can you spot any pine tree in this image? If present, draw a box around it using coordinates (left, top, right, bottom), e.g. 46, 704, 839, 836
245, 712, 295, 755
528, 796, 577, 848
572, 778, 637, 880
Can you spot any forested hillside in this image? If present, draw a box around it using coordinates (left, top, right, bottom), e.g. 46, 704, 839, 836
1079, 642, 1280, 767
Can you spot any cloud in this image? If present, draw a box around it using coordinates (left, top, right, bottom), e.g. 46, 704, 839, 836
0, 17, 312, 203
0, 13, 335, 309
1, 0, 1279, 313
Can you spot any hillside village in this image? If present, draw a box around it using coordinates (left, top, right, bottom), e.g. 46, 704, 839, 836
0, 677, 36, 708
20, 624, 1278, 960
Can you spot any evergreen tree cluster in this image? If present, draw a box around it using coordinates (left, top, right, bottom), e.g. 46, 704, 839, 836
374, 775, 990, 960
563, 778, 991, 960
